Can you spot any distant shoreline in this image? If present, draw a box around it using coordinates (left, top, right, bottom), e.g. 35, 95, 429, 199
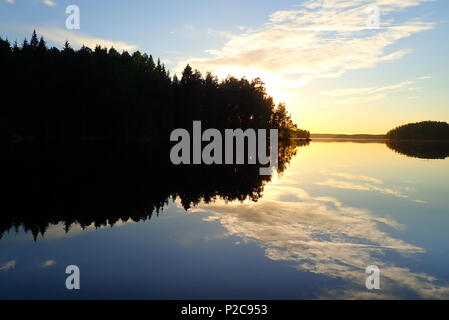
311, 134, 387, 140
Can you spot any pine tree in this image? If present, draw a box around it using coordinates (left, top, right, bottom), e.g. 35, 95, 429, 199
0, 37, 11, 54
12, 40, 19, 53
148, 55, 156, 71
64, 40, 72, 51
156, 58, 162, 74
181, 64, 193, 86
30, 30, 39, 48
38, 36, 47, 52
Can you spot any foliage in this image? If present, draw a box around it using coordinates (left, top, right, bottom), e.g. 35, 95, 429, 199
387, 121, 449, 141
0, 31, 308, 143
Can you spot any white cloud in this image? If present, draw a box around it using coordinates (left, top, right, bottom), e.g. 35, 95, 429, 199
330, 172, 384, 184
336, 94, 386, 105
0, 260, 16, 271
28, 27, 137, 52
180, 182, 449, 299
179, 171, 449, 299
317, 178, 409, 198
5, 0, 14, 4
176, 0, 435, 106
321, 81, 414, 97
414, 199, 427, 204
41, 260, 56, 268
320, 76, 432, 104
43, 0, 56, 7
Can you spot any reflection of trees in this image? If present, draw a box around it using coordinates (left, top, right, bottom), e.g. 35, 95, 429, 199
386, 140, 449, 159
278, 140, 309, 174
0, 140, 308, 240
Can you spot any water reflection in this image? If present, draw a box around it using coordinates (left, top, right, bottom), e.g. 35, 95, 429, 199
1, 139, 449, 299
387, 140, 449, 159
0, 140, 308, 240
187, 184, 449, 299
184, 141, 449, 299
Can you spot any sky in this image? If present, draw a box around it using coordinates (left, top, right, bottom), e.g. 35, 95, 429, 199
1, 0, 448, 134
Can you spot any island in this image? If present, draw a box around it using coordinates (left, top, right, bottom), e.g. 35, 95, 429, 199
386, 121, 449, 141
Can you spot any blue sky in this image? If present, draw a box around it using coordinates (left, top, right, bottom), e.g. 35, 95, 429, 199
1, 0, 448, 133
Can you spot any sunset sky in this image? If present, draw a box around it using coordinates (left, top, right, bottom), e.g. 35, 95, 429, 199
1, 0, 448, 133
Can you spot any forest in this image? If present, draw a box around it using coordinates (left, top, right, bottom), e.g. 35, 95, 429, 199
386, 121, 449, 141
0, 31, 310, 144
0, 31, 312, 240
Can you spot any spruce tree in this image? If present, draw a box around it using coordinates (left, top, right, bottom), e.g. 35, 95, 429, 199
30, 30, 39, 48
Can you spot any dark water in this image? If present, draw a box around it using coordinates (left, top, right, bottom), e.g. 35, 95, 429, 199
1, 140, 449, 299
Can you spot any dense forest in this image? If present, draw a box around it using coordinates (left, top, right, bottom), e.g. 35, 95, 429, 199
0, 31, 310, 144
386, 121, 449, 141
0, 31, 312, 240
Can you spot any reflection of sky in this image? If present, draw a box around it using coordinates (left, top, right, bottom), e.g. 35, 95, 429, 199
182, 142, 449, 299
1, 141, 449, 299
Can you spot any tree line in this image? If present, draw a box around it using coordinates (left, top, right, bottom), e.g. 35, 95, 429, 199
0, 31, 310, 144
386, 121, 449, 141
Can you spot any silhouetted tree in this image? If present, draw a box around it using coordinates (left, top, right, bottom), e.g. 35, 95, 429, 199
2, 30, 308, 144
387, 121, 449, 140
30, 30, 39, 48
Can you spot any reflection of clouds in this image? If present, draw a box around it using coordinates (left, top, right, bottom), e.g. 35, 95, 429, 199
317, 172, 410, 199
0, 260, 16, 271
41, 260, 56, 268
181, 185, 449, 299
317, 178, 408, 198
330, 173, 383, 184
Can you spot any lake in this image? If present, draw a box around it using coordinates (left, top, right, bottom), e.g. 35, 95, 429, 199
1, 140, 449, 299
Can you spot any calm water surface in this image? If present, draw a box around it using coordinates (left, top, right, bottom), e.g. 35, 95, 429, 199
1, 141, 449, 299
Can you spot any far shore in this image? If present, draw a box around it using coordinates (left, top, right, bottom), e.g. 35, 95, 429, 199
311, 134, 386, 139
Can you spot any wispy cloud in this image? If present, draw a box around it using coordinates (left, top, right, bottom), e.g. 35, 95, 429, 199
330, 172, 383, 184
43, 0, 56, 7
176, 0, 435, 105
0, 260, 16, 271
41, 260, 56, 268
320, 76, 432, 104
317, 178, 409, 198
321, 81, 414, 97
4, 0, 14, 4
24, 26, 137, 52
180, 183, 449, 299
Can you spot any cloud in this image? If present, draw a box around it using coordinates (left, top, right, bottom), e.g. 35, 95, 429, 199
41, 260, 56, 268
176, 0, 435, 105
0, 260, 16, 271
43, 0, 56, 6
317, 178, 408, 198
179, 183, 449, 299
330, 172, 384, 184
5, 0, 14, 4
336, 94, 386, 105
27, 27, 137, 52
320, 76, 432, 104
321, 81, 414, 97
414, 199, 427, 204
